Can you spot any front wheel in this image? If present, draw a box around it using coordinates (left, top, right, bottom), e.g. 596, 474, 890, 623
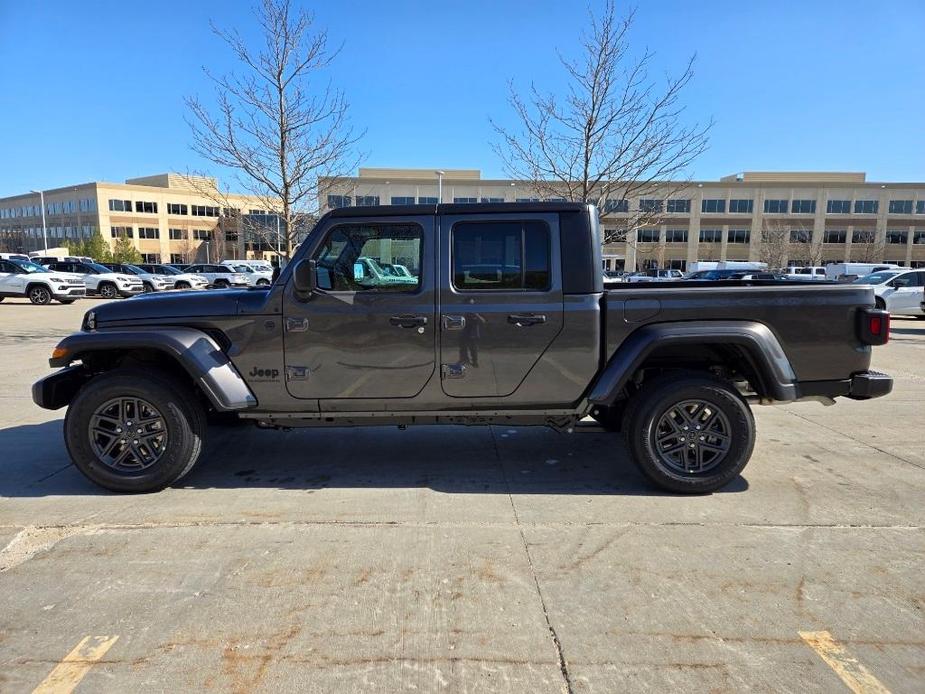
64, 368, 206, 492
214, 279, 229, 289
28, 285, 52, 305
624, 374, 755, 494
256, 279, 270, 286
175, 281, 191, 290
142, 282, 154, 293
99, 283, 118, 299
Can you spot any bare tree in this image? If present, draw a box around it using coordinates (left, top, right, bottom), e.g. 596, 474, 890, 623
850, 230, 884, 262
186, 0, 362, 258
759, 220, 821, 269
491, 1, 711, 243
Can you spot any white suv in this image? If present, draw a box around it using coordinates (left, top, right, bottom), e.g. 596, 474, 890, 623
0, 258, 87, 304
853, 269, 925, 318
135, 263, 208, 290
183, 263, 249, 289
47, 261, 144, 298
220, 261, 273, 287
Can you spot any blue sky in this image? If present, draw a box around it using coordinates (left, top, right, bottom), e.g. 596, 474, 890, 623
1, 0, 923, 196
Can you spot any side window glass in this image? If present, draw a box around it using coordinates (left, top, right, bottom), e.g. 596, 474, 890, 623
314, 223, 422, 292
452, 220, 550, 291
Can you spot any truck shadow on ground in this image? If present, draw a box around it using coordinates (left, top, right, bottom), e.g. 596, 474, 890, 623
0, 419, 748, 497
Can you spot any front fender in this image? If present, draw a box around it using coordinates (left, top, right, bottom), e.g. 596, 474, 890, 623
588, 320, 798, 405
38, 327, 257, 411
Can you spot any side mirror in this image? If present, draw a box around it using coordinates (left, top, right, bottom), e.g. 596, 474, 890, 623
293, 258, 317, 298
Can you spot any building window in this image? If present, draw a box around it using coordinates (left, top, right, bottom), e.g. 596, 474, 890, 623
665, 229, 688, 243
727, 229, 750, 244
390, 196, 415, 205
824, 230, 847, 243
327, 195, 351, 208
605, 229, 628, 242
515, 197, 541, 203
108, 199, 132, 212
790, 229, 811, 243
665, 259, 687, 271
169, 228, 186, 240
888, 200, 913, 214
602, 199, 629, 213
701, 199, 726, 214
418, 196, 438, 204
729, 199, 754, 214
699, 228, 723, 242
791, 200, 816, 214
453, 197, 478, 204
763, 199, 788, 214
852, 230, 876, 244
854, 200, 878, 214
917, 201, 925, 215
913, 231, 925, 245
193, 229, 211, 240
170, 254, 185, 264
135, 201, 158, 214
452, 220, 549, 291
636, 228, 660, 243
666, 199, 691, 213
480, 197, 505, 203
191, 205, 219, 217
826, 200, 851, 214
886, 230, 908, 244
138, 227, 159, 239
110, 226, 133, 238
354, 196, 379, 207
167, 203, 188, 215
141, 253, 161, 263
639, 199, 663, 213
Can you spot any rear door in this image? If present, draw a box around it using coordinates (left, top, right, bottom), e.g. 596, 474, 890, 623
0, 260, 22, 293
438, 212, 563, 398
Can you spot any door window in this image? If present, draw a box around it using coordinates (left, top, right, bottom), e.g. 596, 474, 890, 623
452, 220, 550, 291
314, 224, 422, 292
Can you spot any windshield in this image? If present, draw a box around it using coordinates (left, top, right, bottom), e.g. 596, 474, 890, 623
853, 271, 901, 285
156, 265, 182, 275
12, 260, 49, 274
122, 265, 147, 275
86, 262, 113, 274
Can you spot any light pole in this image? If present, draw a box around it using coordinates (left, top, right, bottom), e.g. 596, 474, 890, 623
30, 189, 47, 252
435, 170, 445, 203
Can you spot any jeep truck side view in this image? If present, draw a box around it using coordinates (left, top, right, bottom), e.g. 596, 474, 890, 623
32, 203, 893, 493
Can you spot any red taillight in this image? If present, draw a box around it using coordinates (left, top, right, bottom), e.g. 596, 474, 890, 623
869, 316, 882, 336
858, 308, 889, 345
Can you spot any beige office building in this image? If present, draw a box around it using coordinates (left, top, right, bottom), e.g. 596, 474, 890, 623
0, 174, 280, 263
321, 168, 925, 270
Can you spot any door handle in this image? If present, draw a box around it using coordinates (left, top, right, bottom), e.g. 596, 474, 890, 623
442, 315, 466, 331
508, 313, 546, 327
286, 317, 309, 332
389, 314, 428, 329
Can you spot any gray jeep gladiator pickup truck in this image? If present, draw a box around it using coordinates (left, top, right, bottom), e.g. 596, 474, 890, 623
32, 202, 893, 494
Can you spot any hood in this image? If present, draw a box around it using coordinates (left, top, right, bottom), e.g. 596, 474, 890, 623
91, 288, 252, 325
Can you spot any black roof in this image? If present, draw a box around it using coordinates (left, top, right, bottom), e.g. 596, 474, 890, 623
326, 201, 590, 218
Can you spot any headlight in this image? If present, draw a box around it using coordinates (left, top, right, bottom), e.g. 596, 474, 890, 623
51, 276, 64, 282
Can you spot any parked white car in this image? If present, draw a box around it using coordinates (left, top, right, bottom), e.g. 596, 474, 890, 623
46, 260, 144, 298
783, 266, 827, 281
825, 262, 901, 282
0, 258, 87, 304
136, 263, 209, 290
853, 269, 925, 317
220, 261, 272, 287
183, 263, 249, 289
625, 268, 684, 283
101, 262, 173, 293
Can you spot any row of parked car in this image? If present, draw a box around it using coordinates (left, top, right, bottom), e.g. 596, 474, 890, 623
0, 253, 275, 304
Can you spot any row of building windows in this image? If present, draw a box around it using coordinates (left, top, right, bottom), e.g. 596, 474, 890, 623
107, 199, 222, 217
109, 226, 212, 240
0, 199, 97, 219
608, 228, 925, 245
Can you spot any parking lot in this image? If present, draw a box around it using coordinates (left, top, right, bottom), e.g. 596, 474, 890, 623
0, 297, 922, 692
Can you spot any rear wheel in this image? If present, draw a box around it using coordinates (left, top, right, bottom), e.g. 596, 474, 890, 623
214, 279, 229, 289
624, 374, 755, 493
256, 279, 270, 286
28, 285, 52, 305
99, 283, 118, 299
64, 368, 206, 493
142, 282, 154, 293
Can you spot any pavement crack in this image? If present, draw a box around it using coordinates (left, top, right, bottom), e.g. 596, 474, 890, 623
0, 525, 87, 572
492, 425, 574, 694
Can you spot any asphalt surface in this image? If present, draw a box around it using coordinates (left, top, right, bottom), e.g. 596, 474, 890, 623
1, 297, 923, 693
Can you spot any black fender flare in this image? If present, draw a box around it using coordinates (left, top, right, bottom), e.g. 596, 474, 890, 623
587, 320, 798, 405
35, 328, 257, 411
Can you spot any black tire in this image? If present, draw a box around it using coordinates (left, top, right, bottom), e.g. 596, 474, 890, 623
915, 315, 925, 320
214, 279, 229, 289
142, 282, 154, 293
256, 279, 270, 286
64, 368, 206, 493
59, 299, 76, 304
875, 297, 886, 310
0, 296, 5, 302
28, 285, 52, 305
175, 281, 191, 290
623, 373, 755, 494
99, 283, 118, 299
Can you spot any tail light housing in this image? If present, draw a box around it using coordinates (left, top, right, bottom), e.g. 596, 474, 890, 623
857, 308, 889, 345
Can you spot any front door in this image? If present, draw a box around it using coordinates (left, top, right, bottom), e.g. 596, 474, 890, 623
886, 271, 925, 313
438, 213, 564, 398
283, 215, 436, 399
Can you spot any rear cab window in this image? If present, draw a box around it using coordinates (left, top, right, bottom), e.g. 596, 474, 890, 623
452, 220, 550, 291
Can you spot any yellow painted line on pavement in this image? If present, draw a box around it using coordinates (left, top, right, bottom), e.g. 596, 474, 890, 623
799, 630, 891, 694
32, 635, 119, 694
